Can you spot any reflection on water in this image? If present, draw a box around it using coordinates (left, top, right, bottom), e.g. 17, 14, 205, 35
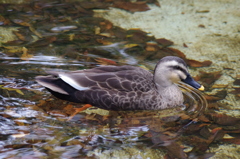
1, 54, 86, 66
95, 42, 138, 65
0, 51, 85, 63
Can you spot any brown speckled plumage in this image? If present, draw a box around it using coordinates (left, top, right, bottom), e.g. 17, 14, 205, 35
36, 56, 202, 110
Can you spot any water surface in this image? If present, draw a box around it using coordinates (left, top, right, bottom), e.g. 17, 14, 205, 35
0, 0, 239, 158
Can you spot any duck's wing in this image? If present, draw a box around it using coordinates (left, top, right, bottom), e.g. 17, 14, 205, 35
36, 65, 155, 95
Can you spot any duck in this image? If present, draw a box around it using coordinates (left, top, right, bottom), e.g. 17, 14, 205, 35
35, 56, 204, 111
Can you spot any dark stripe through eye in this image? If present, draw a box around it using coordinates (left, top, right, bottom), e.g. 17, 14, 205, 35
170, 65, 188, 75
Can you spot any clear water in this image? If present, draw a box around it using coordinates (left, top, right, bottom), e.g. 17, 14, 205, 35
0, 0, 239, 158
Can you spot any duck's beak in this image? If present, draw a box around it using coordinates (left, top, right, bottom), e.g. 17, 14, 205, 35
198, 85, 205, 91
182, 74, 204, 91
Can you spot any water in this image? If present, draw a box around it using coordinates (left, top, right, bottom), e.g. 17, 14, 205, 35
0, 0, 239, 158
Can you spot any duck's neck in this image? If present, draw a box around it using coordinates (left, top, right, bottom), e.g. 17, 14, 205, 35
156, 83, 184, 107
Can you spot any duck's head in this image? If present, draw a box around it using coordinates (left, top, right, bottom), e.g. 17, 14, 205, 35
154, 56, 204, 91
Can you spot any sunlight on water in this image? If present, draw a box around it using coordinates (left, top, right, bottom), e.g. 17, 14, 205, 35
0, 54, 86, 66
5, 107, 40, 118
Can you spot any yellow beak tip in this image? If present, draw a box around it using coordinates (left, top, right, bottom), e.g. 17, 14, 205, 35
198, 85, 205, 91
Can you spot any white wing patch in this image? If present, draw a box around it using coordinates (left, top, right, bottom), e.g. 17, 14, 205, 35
59, 73, 90, 91
36, 78, 69, 95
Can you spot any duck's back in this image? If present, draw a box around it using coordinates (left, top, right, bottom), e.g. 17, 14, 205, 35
80, 65, 155, 92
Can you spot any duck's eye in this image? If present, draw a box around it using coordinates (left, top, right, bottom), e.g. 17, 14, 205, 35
174, 66, 181, 70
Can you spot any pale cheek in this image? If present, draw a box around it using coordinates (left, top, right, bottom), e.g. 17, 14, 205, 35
169, 73, 180, 83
